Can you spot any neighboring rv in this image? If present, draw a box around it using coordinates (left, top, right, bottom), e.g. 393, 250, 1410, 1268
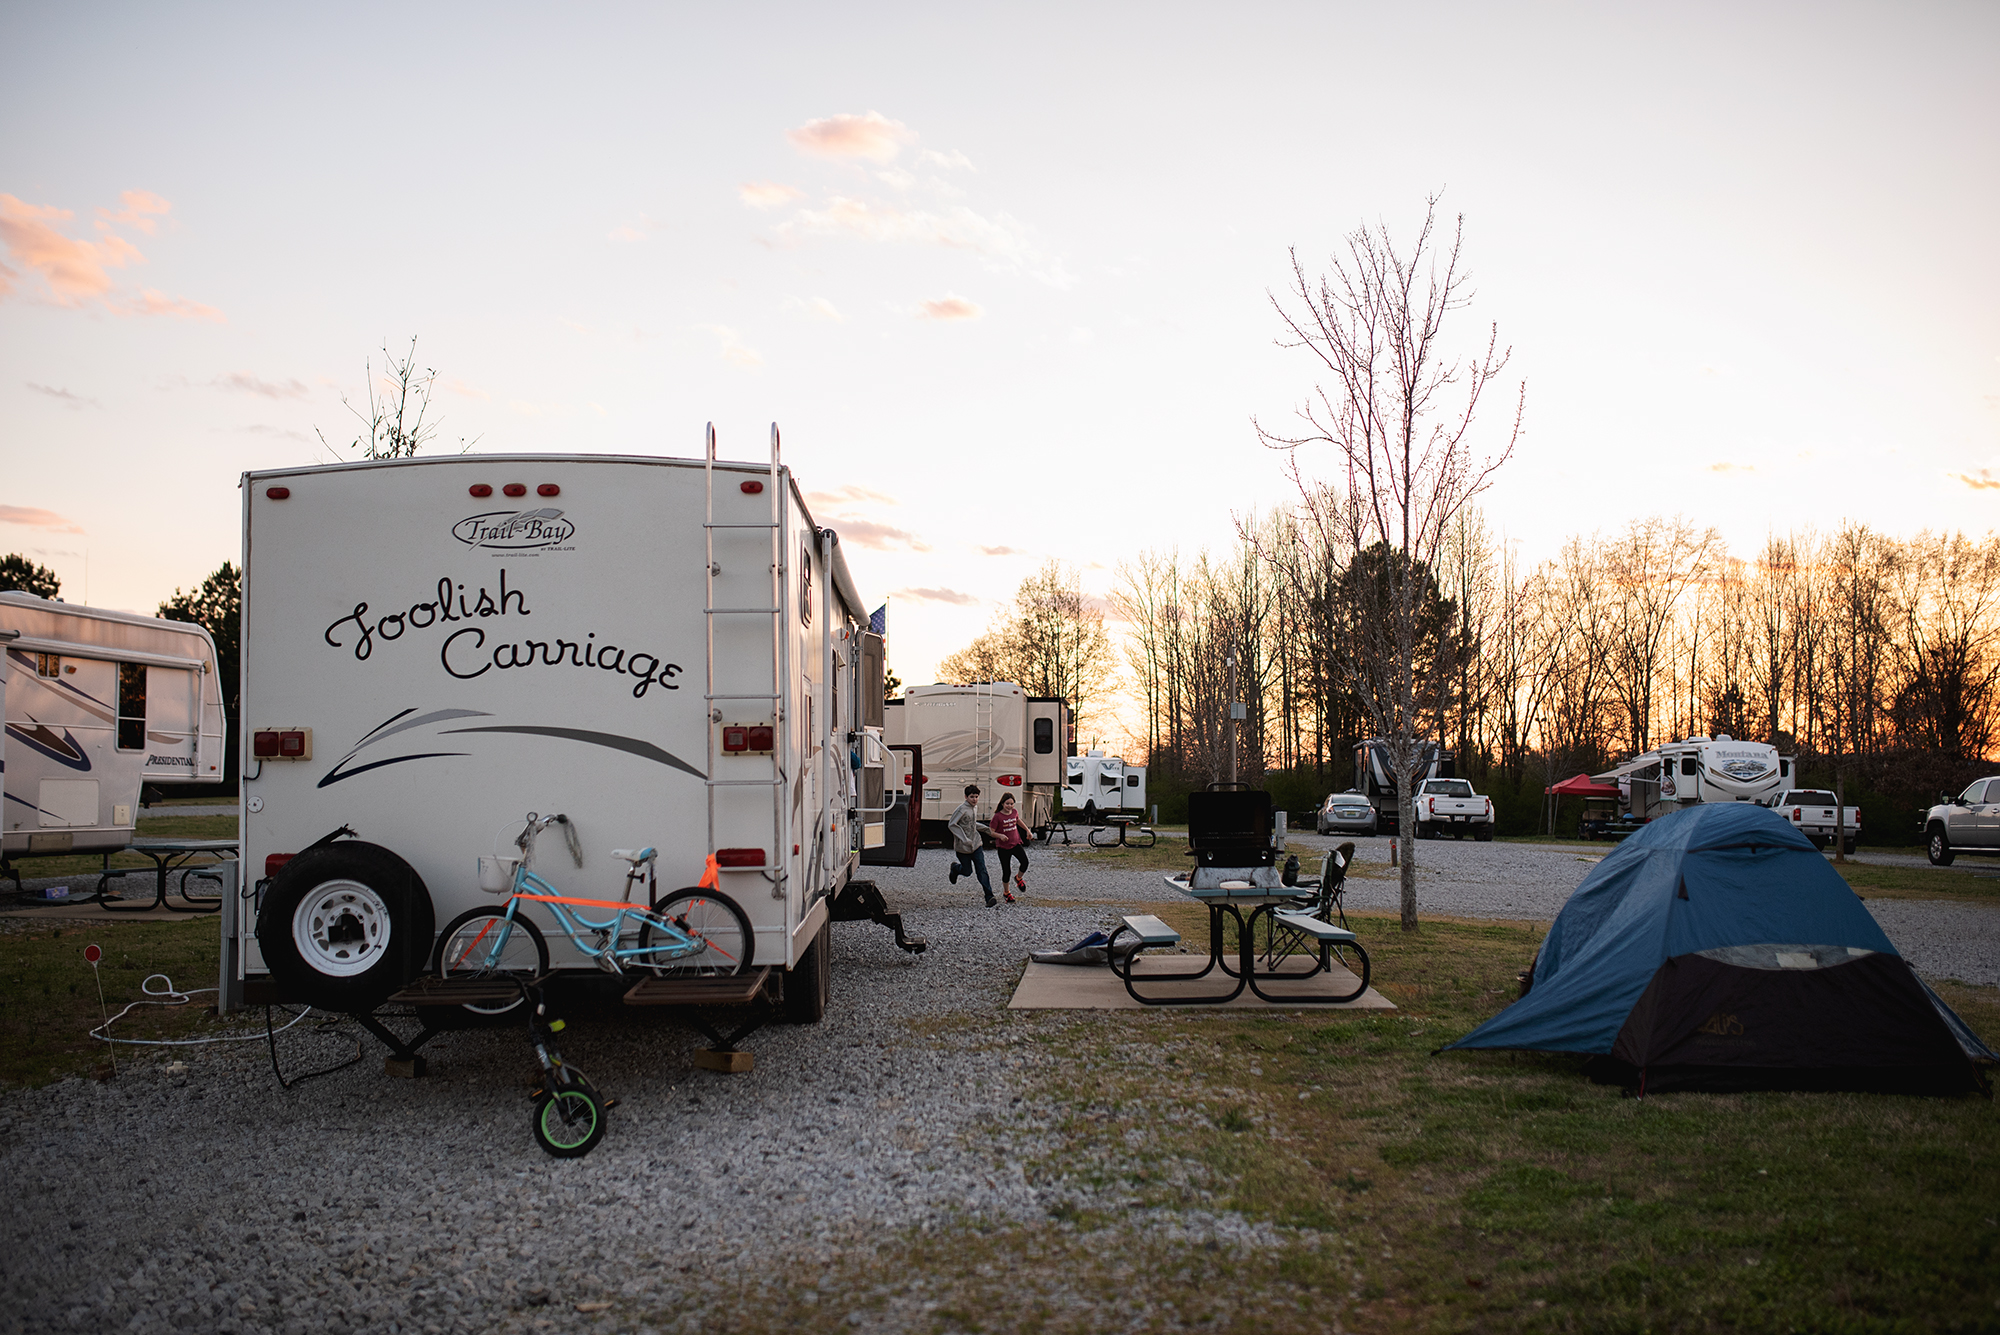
1353, 738, 1454, 836
234, 443, 908, 1017
1598, 735, 1795, 821
884, 683, 1067, 841
2, 594, 226, 872
1062, 749, 1146, 822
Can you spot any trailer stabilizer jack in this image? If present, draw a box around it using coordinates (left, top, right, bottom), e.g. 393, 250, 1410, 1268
830, 879, 927, 953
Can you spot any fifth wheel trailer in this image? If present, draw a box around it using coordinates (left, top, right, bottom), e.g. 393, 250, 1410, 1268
2, 594, 226, 878
884, 683, 1067, 842
232, 440, 913, 1019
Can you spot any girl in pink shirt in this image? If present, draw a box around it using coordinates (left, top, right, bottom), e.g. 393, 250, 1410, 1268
991, 792, 1029, 899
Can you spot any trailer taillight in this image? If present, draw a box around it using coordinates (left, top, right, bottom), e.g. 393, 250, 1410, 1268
503, 483, 527, 497
252, 727, 313, 760
716, 848, 766, 867
469, 484, 492, 497
265, 854, 294, 878
996, 774, 1022, 787
721, 724, 775, 753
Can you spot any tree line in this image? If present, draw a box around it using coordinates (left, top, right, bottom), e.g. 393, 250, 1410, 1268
1110, 516, 2000, 840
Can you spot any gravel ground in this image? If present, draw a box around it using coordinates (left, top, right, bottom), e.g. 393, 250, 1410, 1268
0, 849, 1283, 1335
3, 836, 1994, 1334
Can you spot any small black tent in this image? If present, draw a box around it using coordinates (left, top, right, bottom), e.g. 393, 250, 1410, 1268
1447, 803, 1995, 1094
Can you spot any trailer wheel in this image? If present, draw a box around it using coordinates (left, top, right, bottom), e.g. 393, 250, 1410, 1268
1928, 826, 1954, 867
784, 915, 832, 1024
642, 888, 754, 976
1474, 824, 1494, 843
256, 842, 434, 1011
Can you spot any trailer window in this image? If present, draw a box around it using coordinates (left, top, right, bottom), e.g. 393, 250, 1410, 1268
1681, 756, 1698, 776
799, 546, 812, 626
36, 653, 60, 678
1033, 718, 1053, 754
117, 663, 147, 750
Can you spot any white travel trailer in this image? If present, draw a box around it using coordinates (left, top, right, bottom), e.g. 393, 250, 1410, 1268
2, 594, 226, 876
884, 682, 1067, 841
234, 438, 908, 1017
1599, 735, 1795, 821
1062, 749, 1147, 821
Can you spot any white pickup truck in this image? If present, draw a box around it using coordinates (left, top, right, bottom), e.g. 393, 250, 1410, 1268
1415, 779, 1495, 842
1763, 789, 1860, 854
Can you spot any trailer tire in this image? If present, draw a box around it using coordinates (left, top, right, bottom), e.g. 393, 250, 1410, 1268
256, 842, 434, 1012
1928, 826, 1954, 867
784, 916, 832, 1024
1475, 824, 1494, 843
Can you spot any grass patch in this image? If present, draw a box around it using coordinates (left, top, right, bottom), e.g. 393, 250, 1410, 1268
1837, 860, 2000, 905
700, 910, 2000, 1333
0, 918, 224, 1086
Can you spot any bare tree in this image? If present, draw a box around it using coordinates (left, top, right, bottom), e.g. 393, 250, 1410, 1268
318, 336, 478, 460
937, 561, 1115, 731
1258, 196, 1523, 931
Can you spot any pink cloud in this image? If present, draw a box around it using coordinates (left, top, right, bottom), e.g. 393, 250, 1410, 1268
890, 586, 980, 607
976, 544, 1024, 557
0, 505, 87, 534
215, 371, 308, 399
1956, 469, 2000, 491
826, 517, 931, 553
97, 189, 172, 235
785, 111, 914, 163
0, 194, 140, 298
916, 294, 982, 321
805, 485, 897, 508
0, 191, 221, 319
740, 181, 804, 209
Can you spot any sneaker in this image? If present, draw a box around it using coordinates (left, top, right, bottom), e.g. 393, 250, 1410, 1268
949, 865, 959, 885
985, 893, 998, 907
1014, 875, 1026, 891
1003, 889, 1016, 903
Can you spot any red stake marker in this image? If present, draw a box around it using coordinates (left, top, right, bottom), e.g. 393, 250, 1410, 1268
85, 944, 114, 1076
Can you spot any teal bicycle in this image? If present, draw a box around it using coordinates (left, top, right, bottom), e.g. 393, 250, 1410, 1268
429, 812, 754, 1021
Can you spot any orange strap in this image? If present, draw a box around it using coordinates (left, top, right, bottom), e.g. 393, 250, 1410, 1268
514, 892, 644, 913
697, 853, 720, 890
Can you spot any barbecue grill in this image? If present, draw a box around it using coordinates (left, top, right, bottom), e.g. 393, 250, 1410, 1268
1186, 785, 1276, 868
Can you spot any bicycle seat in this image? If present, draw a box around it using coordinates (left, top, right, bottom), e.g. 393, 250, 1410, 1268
611, 848, 657, 866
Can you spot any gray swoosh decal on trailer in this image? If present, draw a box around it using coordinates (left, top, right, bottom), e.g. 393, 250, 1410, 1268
316, 752, 470, 788
440, 726, 706, 779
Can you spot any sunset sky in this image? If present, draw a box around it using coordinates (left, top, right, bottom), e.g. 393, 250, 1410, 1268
4, 1, 1996, 723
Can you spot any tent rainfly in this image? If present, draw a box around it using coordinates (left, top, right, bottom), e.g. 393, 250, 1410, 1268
1446, 803, 1995, 1094
1544, 773, 1621, 799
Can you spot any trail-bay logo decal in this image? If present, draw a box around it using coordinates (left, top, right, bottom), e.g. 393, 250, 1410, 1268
452, 508, 575, 551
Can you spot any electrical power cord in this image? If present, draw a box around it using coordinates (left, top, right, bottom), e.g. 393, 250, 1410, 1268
88, 973, 314, 1047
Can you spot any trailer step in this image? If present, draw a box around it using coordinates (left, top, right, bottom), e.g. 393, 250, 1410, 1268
387, 976, 539, 1006
623, 967, 773, 1007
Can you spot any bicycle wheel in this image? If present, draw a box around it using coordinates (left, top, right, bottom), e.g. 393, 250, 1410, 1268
431, 907, 549, 1015
639, 887, 753, 976
532, 1084, 605, 1158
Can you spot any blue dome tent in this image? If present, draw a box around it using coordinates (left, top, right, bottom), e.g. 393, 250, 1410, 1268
1446, 803, 1994, 1094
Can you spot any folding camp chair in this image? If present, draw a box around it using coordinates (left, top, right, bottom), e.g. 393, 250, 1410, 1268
1260, 842, 1355, 970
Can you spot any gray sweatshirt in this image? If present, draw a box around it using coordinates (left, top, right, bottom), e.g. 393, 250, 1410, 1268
947, 801, 989, 855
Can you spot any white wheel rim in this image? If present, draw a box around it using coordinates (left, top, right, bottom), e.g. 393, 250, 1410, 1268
292, 879, 392, 977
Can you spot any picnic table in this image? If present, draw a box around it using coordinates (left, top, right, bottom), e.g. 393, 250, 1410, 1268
1086, 816, 1157, 849
1105, 870, 1370, 1006
96, 838, 238, 913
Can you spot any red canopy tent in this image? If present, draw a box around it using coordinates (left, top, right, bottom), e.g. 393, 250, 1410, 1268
1544, 773, 1620, 799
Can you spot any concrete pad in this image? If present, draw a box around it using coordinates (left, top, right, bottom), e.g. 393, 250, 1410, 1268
1008, 955, 1396, 1010
0, 900, 214, 923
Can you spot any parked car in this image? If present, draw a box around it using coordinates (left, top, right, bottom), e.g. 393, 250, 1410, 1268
1317, 790, 1378, 836
1416, 778, 1495, 841
1923, 778, 2000, 866
1762, 789, 1860, 854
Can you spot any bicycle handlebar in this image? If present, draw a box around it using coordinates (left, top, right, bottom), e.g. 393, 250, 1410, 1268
517, 812, 585, 869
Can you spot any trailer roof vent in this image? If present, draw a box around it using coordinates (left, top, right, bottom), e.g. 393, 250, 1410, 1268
469, 484, 492, 497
